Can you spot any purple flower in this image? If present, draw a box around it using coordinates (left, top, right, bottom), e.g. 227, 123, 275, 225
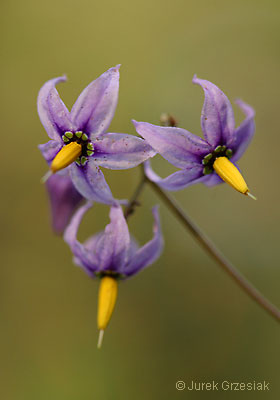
133, 76, 256, 197
38, 65, 155, 205
64, 202, 163, 279
64, 202, 163, 348
45, 173, 83, 235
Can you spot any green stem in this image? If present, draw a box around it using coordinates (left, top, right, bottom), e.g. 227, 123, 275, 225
148, 178, 280, 323
126, 166, 280, 323
124, 173, 147, 219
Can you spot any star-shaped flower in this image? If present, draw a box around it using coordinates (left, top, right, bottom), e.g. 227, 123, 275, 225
38, 65, 155, 205
64, 202, 163, 347
133, 76, 256, 198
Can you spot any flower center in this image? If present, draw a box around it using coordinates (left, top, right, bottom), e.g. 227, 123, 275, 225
62, 131, 94, 166
202, 145, 233, 175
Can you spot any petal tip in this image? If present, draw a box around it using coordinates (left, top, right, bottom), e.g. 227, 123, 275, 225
235, 98, 255, 117
192, 74, 200, 84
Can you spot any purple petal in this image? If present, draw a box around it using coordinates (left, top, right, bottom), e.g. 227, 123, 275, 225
133, 120, 210, 169
202, 172, 223, 187
70, 65, 120, 138
46, 174, 84, 234
64, 202, 98, 274
37, 76, 75, 141
124, 206, 163, 277
38, 140, 62, 164
193, 75, 235, 148
92, 133, 156, 169
69, 158, 119, 205
231, 100, 255, 162
144, 160, 206, 191
93, 205, 131, 272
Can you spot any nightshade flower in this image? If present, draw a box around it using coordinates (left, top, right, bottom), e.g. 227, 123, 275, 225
38, 65, 155, 205
64, 202, 163, 348
133, 76, 256, 198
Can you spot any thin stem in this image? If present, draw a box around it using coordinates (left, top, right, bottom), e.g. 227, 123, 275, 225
147, 177, 280, 323
124, 173, 147, 219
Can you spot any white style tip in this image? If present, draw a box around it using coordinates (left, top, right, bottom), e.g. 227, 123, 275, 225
41, 170, 53, 184
97, 330, 104, 349
247, 192, 257, 201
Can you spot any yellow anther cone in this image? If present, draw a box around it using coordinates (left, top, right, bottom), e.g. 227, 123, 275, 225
97, 276, 118, 349
51, 142, 82, 173
213, 156, 255, 198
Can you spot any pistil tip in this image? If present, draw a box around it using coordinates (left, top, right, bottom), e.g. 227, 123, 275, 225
97, 330, 104, 349
246, 192, 257, 201
41, 170, 53, 184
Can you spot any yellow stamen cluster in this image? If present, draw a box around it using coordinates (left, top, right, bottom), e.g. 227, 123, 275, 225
51, 142, 82, 173
97, 276, 118, 348
213, 157, 255, 198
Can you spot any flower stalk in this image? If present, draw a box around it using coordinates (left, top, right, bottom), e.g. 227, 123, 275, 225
125, 165, 280, 324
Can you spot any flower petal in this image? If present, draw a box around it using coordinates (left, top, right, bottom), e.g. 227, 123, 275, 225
133, 120, 210, 168
202, 172, 223, 187
231, 100, 255, 162
70, 65, 120, 138
124, 206, 163, 277
37, 76, 74, 141
144, 160, 206, 191
38, 140, 62, 164
46, 174, 83, 234
92, 133, 156, 169
93, 205, 131, 272
193, 75, 235, 148
64, 202, 98, 274
69, 158, 120, 205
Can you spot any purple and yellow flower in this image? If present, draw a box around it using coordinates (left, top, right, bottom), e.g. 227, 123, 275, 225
133, 76, 256, 198
38, 65, 155, 205
64, 202, 163, 347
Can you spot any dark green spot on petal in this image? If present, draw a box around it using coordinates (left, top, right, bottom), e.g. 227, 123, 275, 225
65, 131, 74, 139
75, 131, 83, 138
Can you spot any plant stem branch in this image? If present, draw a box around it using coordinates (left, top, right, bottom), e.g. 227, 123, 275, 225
147, 176, 280, 323
124, 173, 147, 219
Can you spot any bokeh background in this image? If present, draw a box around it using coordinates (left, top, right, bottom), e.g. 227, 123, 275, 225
1, 0, 279, 398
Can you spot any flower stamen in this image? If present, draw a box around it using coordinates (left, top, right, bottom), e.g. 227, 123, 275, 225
97, 275, 118, 349
51, 141, 82, 173
213, 156, 255, 198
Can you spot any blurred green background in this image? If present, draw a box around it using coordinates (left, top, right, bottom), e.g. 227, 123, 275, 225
1, 0, 280, 398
